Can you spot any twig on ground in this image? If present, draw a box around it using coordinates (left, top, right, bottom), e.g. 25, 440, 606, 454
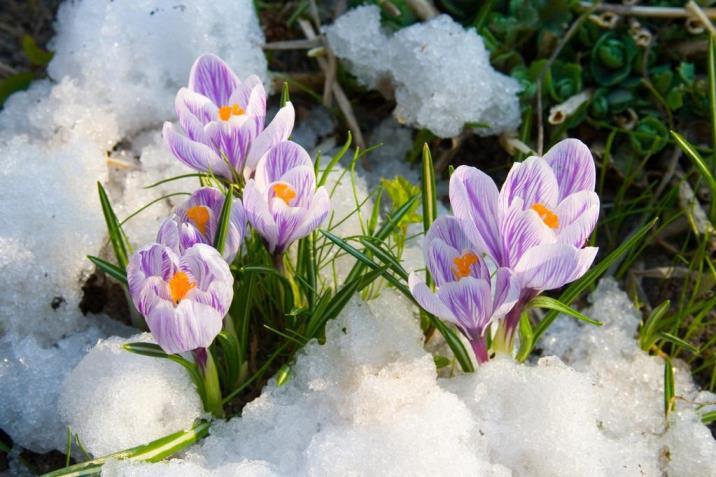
406, 0, 439, 20
263, 39, 322, 50
686, 1, 716, 37
579, 2, 716, 19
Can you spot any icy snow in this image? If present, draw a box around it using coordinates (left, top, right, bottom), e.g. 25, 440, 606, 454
102, 281, 716, 476
325, 6, 521, 138
58, 333, 204, 457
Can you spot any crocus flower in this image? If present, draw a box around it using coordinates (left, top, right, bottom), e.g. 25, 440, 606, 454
449, 139, 599, 336
127, 243, 233, 354
409, 216, 520, 363
157, 187, 246, 263
242, 141, 330, 255
163, 54, 294, 180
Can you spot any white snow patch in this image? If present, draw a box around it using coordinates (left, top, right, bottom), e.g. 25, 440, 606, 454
59, 333, 204, 457
102, 281, 716, 476
325, 6, 521, 138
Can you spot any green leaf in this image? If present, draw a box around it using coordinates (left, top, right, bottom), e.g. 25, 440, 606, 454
657, 332, 700, 354
671, 130, 716, 220
143, 173, 209, 189
638, 299, 671, 352
358, 237, 408, 280
709, 36, 716, 171
515, 311, 534, 362
276, 364, 291, 386
0, 72, 34, 105
664, 357, 675, 417
87, 255, 128, 285
213, 186, 234, 256
430, 314, 475, 373
702, 410, 716, 425
529, 296, 602, 326
0, 438, 10, 453
22, 35, 53, 66
630, 116, 668, 155
41, 421, 211, 477
381, 176, 421, 226
590, 33, 637, 87
97, 182, 130, 269
317, 132, 352, 188
433, 355, 452, 369
529, 218, 658, 353
280, 81, 290, 108
421, 143, 438, 234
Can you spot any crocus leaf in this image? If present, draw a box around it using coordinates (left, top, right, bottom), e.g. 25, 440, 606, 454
87, 255, 128, 285
22, 35, 53, 66
213, 185, 234, 256
97, 182, 130, 270
638, 299, 671, 352
280, 81, 290, 108
529, 296, 602, 326
430, 313, 475, 373
358, 237, 408, 280
433, 355, 452, 369
516, 311, 534, 362
702, 410, 716, 425
671, 131, 716, 201
664, 357, 675, 417
276, 364, 291, 386
657, 332, 700, 354
0, 72, 34, 106
317, 131, 352, 188
41, 421, 211, 477
421, 143, 438, 234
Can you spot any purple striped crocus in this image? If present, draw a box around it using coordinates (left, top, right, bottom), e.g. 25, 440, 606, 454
409, 216, 520, 363
449, 139, 599, 338
127, 243, 234, 354
242, 141, 330, 256
163, 54, 294, 180
157, 187, 246, 263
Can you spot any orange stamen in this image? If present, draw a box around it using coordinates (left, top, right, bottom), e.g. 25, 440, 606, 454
168, 271, 195, 304
186, 205, 210, 235
218, 103, 245, 121
452, 252, 478, 280
273, 183, 297, 205
530, 203, 560, 229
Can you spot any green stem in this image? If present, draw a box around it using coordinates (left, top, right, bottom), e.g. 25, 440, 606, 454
202, 351, 224, 418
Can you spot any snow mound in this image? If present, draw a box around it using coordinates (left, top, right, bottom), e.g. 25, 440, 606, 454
102, 280, 716, 476
325, 6, 521, 138
59, 334, 204, 457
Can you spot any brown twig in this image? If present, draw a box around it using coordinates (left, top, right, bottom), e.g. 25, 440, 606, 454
579, 2, 716, 18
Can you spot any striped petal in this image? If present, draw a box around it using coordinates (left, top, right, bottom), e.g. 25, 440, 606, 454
188, 54, 239, 106
408, 273, 458, 324
163, 122, 233, 179
499, 156, 560, 211
514, 243, 598, 291
543, 138, 596, 199
555, 190, 600, 248
244, 102, 295, 178
243, 180, 279, 253
253, 140, 312, 190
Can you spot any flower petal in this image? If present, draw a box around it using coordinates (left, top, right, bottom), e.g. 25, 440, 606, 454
499, 156, 560, 212
292, 186, 330, 240
163, 122, 233, 178
555, 190, 600, 248
180, 244, 233, 307
270, 198, 306, 254
514, 244, 598, 291
449, 166, 504, 264
204, 119, 257, 173
408, 273, 458, 323
243, 180, 279, 253
253, 139, 311, 190
229, 75, 265, 112
188, 54, 239, 106
543, 138, 596, 199
244, 102, 295, 178
436, 277, 493, 338
491, 267, 520, 319
500, 201, 556, 267
276, 165, 316, 207
147, 297, 224, 354
127, 244, 179, 298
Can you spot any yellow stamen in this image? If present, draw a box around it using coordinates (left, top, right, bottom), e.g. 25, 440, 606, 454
186, 205, 210, 235
168, 271, 195, 304
452, 252, 478, 280
530, 203, 560, 229
218, 103, 245, 121
273, 183, 297, 205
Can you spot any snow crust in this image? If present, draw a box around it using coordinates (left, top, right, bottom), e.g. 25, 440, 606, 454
102, 281, 716, 476
325, 6, 521, 138
58, 333, 204, 457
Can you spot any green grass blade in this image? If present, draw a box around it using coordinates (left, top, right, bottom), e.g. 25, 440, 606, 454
143, 173, 208, 189
702, 410, 716, 424
421, 143, 438, 233
122, 343, 204, 400
430, 314, 475, 373
671, 131, 716, 201
280, 81, 290, 107
529, 296, 603, 327
516, 311, 535, 362
87, 255, 128, 285
213, 186, 234, 256
664, 357, 675, 417
97, 182, 130, 269
358, 237, 408, 280
638, 299, 671, 351
709, 36, 716, 176
530, 218, 658, 350
657, 332, 700, 354
317, 132, 352, 188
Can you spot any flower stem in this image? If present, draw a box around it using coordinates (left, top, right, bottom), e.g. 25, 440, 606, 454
470, 337, 490, 364
198, 348, 224, 418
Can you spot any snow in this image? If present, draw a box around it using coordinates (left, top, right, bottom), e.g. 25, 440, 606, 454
325, 6, 521, 138
101, 281, 716, 476
58, 333, 204, 457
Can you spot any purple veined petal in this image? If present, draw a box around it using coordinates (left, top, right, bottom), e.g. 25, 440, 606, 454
222, 198, 247, 263
244, 102, 296, 178
243, 180, 279, 252
425, 238, 461, 287
163, 122, 233, 179
291, 186, 331, 241
175, 97, 212, 144
127, 243, 179, 298
555, 190, 600, 248
179, 244, 234, 299
435, 277, 493, 338
148, 297, 224, 354
424, 216, 491, 284
274, 165, 316, 207
543, 138, 596, 200
253, 140, 312, 190
229, 75, 266, 112
178, 222, 208, 250
270, 198, 306, 254
449, 166, 504, 265
490, 267, 520, 319
499, 156, 560, 212
176, 88, 217, 125
500, 200, 557, 267
135, 276, 173, 317
187, 54, 239, 107
424, 216, 473, 260
514, 243, 598, 291
408, 273, 458, 323
156, 217, 181, 253
204, 119, 256, 173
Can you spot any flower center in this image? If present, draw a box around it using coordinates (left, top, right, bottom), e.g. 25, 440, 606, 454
452, 252, 478, 280
218, 103, 245, 121
530, 203, 560, 229
168, 271, 196, 304
273, 183, 297, 205
186, 205, 210, 235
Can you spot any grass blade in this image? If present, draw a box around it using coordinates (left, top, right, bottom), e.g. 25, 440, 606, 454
664, 357, 675, 417
529, 296, 602, 327
213, 186, 234, 256
97, 182, 129, 269
317, 132, 352, 188
87, 255, 128, 285
430, 314, 475, 373
421, 143, 438, 233
516, 311, 535, 362
638, 299, 671, 351
709, 35, 716, 176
